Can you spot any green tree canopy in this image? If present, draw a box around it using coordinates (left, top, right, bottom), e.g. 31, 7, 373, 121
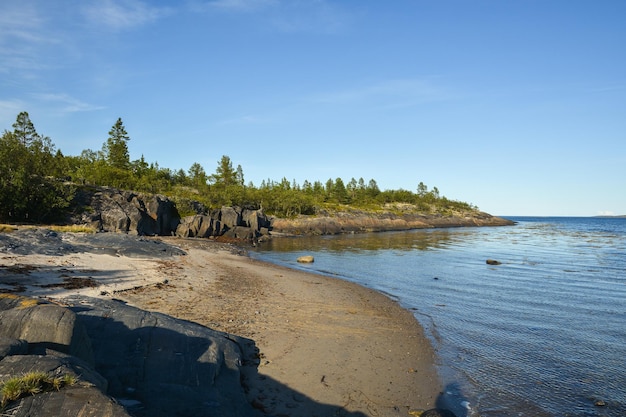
104, 118, 130, 170
188, 162, 208, 190
210, 155, 238, 186
12, 111, 39, 146
1, 111, 479, 221
0, 113, 74, 223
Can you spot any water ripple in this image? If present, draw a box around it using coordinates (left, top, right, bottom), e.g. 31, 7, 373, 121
253, 217, 626, 417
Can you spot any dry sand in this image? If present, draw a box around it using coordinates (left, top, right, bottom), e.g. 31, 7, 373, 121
0, 235, 442, 417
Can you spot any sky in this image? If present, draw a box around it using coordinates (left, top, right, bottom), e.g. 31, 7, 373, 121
1, 0, 625, 216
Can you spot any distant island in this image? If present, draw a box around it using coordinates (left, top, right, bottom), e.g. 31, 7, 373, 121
593, 215, 626, 218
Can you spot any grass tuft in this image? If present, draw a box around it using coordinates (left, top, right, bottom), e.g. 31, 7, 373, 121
0, 372, 78, 408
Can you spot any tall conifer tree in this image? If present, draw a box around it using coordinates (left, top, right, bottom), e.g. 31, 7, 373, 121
105, 118, 130, 169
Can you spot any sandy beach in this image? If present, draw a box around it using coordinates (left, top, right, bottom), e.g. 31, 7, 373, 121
0, 233, 441, 416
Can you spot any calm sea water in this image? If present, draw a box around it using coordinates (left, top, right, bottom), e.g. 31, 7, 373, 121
250, 217, 626, 417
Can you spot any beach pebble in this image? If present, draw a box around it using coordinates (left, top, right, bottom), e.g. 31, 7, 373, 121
297, 255, 315, 263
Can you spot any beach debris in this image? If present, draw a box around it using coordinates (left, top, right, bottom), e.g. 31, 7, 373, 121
297, 255, 315, 263
486, 259, 501, 265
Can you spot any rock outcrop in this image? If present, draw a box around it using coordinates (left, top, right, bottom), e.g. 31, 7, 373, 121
71, 186, 180, 236
0, 228, 186, 258
271, 210, 515, 236
68, 186, 513, 240
0, 295, 94, 364
0, 294, 261, 417
175, 206, 271, 242
0, 350, 128, 417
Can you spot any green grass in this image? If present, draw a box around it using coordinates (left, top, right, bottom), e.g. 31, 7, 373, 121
0, 372, 78, 408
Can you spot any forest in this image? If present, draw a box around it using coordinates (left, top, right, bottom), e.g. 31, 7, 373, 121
0, 112, 476, 224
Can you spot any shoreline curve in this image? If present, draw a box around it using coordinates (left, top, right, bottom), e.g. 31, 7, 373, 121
0, 230, 442, 416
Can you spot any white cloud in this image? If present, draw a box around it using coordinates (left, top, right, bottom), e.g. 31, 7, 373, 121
193, 0, 349, 34
0, 3, 61, 75
0, 100, 26, 123
0, 3, 47, 43
307, 78, 457, 108
202, 0, 278, 12
33, 93, 105, 113
82, 0, 173, 31
268, 0, 348, 34
217, 114, 271, 125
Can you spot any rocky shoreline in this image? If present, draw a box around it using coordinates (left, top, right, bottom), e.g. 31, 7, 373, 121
0, 229, 457, 416
0, 229, 256, 416
69, 186, 514, 242
270, 209, 514, 236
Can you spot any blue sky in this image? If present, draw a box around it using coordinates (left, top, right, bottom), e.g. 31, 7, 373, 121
1, 0, 624, 216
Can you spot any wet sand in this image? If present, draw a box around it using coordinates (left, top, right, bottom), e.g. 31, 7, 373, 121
0, 234, 441, 416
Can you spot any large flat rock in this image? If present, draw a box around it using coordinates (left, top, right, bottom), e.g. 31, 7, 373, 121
0, 293, 261, 417
66, 296, 261, 417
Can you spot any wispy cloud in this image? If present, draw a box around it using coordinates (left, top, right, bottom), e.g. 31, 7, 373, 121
0, 99, 26, 122
0, 3, 60, 75
270, 0, 349, 34
82, 0, 173, 31
0, 3, 48, 43
193, 0, 350, 34
202, 0, 279, 13
33, 93, 105, 114
307, 78, 457, 109
217, 114, 272, 125
585, 84, 626, 94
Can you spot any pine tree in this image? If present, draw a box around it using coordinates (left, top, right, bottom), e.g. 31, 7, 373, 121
12, 111, 39, 146
105, 118, 130, 170
210, 155, 237, 186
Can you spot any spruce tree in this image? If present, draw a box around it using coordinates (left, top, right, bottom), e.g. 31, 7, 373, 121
105, 118, 130, 170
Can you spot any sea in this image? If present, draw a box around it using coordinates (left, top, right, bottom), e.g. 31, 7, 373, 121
249, 216, 626, 417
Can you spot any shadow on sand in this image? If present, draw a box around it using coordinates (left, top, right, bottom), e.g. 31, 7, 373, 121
69, 296, 367, 417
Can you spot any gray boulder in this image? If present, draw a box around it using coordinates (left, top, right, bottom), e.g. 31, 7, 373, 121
0, 295, 94, 365
177, 207, 272, 241
242, 209, 271, 235
223, 226, 255, 240
67, 296, 262, 417
6, 386, 132, 417
0, 294, 260, 417
0, 353, 130, 417
219, 206, 242, 230
176, 215, 217, 238
72, 187, 180, 236
0, 336, 28, 359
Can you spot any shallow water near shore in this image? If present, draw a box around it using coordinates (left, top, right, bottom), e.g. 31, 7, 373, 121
251, 217, 626, 417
